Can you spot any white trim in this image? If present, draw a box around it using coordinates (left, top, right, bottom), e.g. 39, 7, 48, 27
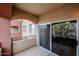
39, 46, 51, 53
39, 46, 58, 56
49, 52, 59, 56
35, 24, 40, 46
38, 23, 51, 25
51, 18, 77, 23
39, 18, 78, 25
50, 24, 52, 52
76, 19, 79, 56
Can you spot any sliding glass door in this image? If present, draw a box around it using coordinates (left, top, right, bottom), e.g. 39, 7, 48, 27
39, 24, 50, 51
38, 20, 78, 56
52, 20, 77, 56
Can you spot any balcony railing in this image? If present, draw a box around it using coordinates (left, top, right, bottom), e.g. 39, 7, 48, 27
11, 35, 36, 41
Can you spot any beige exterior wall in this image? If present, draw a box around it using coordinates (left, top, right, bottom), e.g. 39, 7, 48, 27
12, 8, 38, 24
39, 4, 79, 24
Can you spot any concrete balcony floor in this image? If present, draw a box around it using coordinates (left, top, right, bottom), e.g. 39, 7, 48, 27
14, 46, 57, 56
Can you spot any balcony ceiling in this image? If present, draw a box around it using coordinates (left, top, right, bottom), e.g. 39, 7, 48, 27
14, 3, 64, 16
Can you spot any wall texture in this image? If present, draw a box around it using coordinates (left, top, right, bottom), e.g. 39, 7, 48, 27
13, 38, 36, 54
0, 17, 11, 55
0, 3, 12, 56
39, 4, 79, 24
0, 3, 12, 18
12, 8, 38, 24
11, 20, 22, 39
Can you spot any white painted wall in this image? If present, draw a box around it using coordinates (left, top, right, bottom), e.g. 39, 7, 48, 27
34, 24, 40, 46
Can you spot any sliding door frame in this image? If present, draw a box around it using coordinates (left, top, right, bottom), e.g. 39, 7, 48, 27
38, 18, 78, 56
38, 23, 52, 53
76, 19, 79, 56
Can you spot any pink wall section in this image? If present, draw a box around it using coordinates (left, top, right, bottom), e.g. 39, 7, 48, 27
11, 20, 22, 39
11, 20, 21, 27
0, 17, 11, 55
11, 33, 21, 39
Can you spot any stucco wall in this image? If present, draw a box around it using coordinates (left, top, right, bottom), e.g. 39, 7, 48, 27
12, 8, 38, 24
13, 38, 36, 54
0, 3, 12, 18
11, 20, 22, 38
39, 4, 79, 24
0, 3, 12, 56
0, 17, 11, 55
